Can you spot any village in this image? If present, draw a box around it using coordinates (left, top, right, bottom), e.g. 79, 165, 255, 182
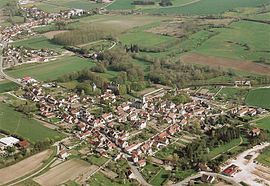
1, 74, 269, 185
1, 0, 270, 186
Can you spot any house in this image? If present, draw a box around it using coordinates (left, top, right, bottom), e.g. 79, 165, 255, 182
197, 163, 211, 172
180, 119, 187, 126
102, 113, 113, 121
129, 113, 137, 121
137, 159, 146, 167
118, 113, 128, 122
201, 174, 215, 183
59, 150, 69, 159
114, 152, 123, 161
168, 126, 176, 135
122, 104, 130, 111
41, 112, 55, 118
237, 107, 249, 117
127, 170, 136, 179
18, 140, 28, 147
136, 121, 147, 130
249, 128, 260, 136
77, 122, 86, 131
249, 109, 257, 116
132, 154, 138, 163
222, 164, 239, 176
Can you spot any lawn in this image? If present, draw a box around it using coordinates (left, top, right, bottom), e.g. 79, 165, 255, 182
88, 171, 137, 186
174, 169, 196, 180
0, 102, 63, 142
141, 162, 161, 181
216, 87, 249, 102
0, 0, 8, 8
256, 146, 270, 167
4, 56, 95, 81
0, 80, 19, 93
246, 88, 270, 109
256, 116, 270, 130
142, 0, 270, 15
207, 138, 241, 159
150, 169, 170, 186
194, 21, 270, 63
86, 155, 108, 166
12, 36, 62, 50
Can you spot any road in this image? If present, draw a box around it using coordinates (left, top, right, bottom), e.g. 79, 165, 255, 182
127, 159, 152, 186
248, 113, 270, 124
171, 171, 241, 186
7, 140, 63, 186
0, 44, 22, 85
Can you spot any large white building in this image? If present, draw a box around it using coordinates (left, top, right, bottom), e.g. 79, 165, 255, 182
0, 137, 20, 149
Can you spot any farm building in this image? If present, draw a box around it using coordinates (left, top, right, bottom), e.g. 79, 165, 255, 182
0, 137, 20, 149
222, 164, 239, 176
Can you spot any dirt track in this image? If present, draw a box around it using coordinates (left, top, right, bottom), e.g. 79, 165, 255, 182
33, 159, 97, 186
0, 149, 53, 185
181, 53, 270, 75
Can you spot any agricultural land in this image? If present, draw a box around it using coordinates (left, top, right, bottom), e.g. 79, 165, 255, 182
1, 0, 270, 186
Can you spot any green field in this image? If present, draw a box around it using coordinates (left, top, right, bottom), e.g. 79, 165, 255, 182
106, 0, 135, 10
194, 21, 270, 63
0, 80, 19, 93
22, 0, 102, 12
150, 169, 170, 186
246, 88, 270, 109
207, 138, 241, 159
4, 56, 95, 81
46, 0, 103, 10
0, 0, 8, 8
142, 0, 270, 15
12, 36, 62, 50
256, 146, 270, 167
70, 15, 168, 33
256, 116, 270, 130
0, 102, 63, 142
216, 87, 249, 102
120, 32, 178, 48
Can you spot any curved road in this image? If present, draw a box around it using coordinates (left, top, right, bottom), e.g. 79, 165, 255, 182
0, 44, 22, 85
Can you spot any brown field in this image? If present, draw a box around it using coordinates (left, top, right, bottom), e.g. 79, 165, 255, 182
147, 18, 234, 37
42, 30, 68, 39
89, 15, 170, 32
0, 149, 53, 185
33, 159, 97, 186
181, 53, 270, 75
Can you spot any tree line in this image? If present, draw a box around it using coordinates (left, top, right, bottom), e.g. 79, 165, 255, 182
52, 26, 118, 46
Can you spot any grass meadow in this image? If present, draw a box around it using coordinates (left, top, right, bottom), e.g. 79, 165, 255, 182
0, 102, 63, 142
0, 80, 19, 93
142, 0, 270, 15
256, 116, 270, 130
4, 56, 95, 81
246, 88, 270, 109
119, 32, 178, 48
12, 36, 62, 50
194, 21, 270, 63
256, 146, 270, 167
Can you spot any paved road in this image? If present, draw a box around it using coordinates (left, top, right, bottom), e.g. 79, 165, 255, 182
127, 160, 152, 186
171, 171, 241, 186
0, 44, 22, 85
